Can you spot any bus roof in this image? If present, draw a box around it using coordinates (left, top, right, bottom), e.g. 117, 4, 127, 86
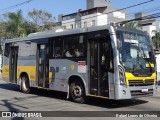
4, 25, 148, 43
114, 26, 147, 35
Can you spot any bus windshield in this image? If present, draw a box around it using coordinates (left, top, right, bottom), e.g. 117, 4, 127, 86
117, 31, 155, 73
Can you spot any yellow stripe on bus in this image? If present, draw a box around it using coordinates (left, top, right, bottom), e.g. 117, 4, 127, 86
2, 65, 9, 78
88, 94, 109, 99
17, 66, 36, 80
3, 65, 53, 83
2, 65, 36, 81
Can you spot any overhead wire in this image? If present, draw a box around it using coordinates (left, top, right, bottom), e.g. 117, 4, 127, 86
0, 0, 34, 13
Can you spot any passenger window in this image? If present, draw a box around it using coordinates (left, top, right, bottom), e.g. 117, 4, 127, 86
4, 43, 10, 57
63, 35, 86, 58
54, 38, 63, 58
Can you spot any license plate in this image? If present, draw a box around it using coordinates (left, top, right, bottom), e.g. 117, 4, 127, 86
141, 88, 148, 92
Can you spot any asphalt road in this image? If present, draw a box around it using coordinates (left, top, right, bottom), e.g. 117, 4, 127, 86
0, 78, 160, 120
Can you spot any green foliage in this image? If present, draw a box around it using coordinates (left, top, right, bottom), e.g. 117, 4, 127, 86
0, 22, 7, 38
5, 10, 26, 38
0, 10, 36, 38
28, 9, 56, 31
124, 21, 141, 29
22, 21, 37, 35
0, 9, 57, 39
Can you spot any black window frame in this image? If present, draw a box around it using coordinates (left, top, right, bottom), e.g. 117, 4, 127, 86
49, 37, 64, 59
4, 43, 11, 57
49, 33, 87, 59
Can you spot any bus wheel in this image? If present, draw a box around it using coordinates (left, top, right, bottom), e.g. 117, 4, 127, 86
21, 75, 30, 93
70, 81, 85, 103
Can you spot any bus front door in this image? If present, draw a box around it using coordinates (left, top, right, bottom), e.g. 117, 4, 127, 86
90, 38, 110, 97
9, 47, 18, 83
37, 44, 49, 88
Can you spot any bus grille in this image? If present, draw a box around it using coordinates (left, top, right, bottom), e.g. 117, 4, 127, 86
131, 89, 153, 97
128, 79, 154, 86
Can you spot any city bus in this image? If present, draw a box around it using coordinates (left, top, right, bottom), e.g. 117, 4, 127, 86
2, 25, 157, 103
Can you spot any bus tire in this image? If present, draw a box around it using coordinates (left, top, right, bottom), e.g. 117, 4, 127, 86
70, 81, 86, 103
21, 75, 30, 93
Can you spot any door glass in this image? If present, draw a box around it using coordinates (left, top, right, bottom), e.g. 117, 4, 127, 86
38, 44, 49, 88
90, 41, 98, 95
90, 38, 110, 97
9, 47, 18, 83
99, 39, 109, 96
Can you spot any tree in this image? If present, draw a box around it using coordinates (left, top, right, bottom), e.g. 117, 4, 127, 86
0, 22, 7, 38
22, 21, 37, 35
44, 22, 57, 30
1, 10, 38, 39
0, 9, 56, 39
28, 9, 56, 31
4, 10, 26, 38
152, 32, 160, 49
124, 21, 141, 29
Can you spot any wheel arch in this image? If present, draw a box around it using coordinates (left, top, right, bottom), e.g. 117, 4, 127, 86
67, 75, 87, 99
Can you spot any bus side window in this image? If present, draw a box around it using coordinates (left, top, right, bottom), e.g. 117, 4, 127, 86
4, 43, 10, 57
63, 35, 87, 58
54, 38, 63, 58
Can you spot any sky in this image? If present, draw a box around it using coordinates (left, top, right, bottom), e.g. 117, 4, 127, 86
0, 0, 160, 21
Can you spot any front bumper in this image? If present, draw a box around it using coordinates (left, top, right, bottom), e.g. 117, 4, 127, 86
114, 84, 157, 100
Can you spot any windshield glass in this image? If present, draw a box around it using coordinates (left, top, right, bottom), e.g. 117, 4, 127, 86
116, 31, 155, 72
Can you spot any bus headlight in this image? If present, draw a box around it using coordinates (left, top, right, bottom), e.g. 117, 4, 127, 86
119, 66, 126, 85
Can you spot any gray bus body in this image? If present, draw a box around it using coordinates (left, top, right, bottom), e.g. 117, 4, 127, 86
2, 25, 157, 101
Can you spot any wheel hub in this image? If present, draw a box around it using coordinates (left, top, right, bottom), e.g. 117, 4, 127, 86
73, 86, 82, 97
